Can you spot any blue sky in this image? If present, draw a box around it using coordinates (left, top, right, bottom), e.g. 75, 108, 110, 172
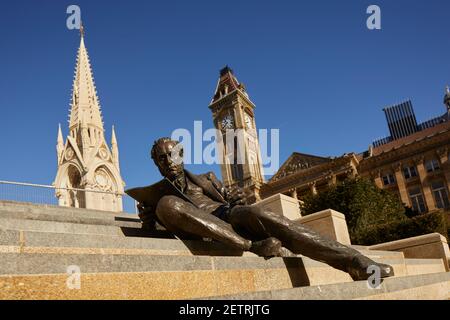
0, 0, 449, 190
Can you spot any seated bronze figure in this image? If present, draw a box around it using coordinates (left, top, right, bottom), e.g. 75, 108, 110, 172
136, 137, 394, 281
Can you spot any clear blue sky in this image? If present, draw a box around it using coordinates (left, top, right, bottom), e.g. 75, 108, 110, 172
1, 0, 449, 190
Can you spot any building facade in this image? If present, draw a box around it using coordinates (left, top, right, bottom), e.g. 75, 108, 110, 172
224, 77, 450, 214
359, 95, 450, 214
260, 152, 359, 201
53, 28, 125, 212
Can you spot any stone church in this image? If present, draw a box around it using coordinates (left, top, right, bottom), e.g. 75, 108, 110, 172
53, 28, 125, 212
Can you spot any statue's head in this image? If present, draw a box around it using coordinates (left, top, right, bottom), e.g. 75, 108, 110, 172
151, 137, 184, 181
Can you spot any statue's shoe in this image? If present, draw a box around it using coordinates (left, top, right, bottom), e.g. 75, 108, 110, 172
347, 254, 395, 281
250, 237, 283, 258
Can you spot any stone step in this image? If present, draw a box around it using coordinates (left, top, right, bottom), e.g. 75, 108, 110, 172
0, 200, 416, 261
0, 216, 177, 239
0, 228, 406, 259
0, 251, 413, 276
0, 251, 420, 289
207, 272, 450, 300
0, 217, 143, 237
0, 250, 445, 292
0, 200, 140, 227
405, 259, 448, 276
1, 267, 448, 300
0, 201, 172, 238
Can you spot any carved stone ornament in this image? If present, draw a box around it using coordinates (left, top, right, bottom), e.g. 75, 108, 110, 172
98, 147, 109, 160
93, 168, 112, 192
65, 148, 74, 161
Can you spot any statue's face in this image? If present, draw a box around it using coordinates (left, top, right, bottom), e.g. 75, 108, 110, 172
152, 140, 184, 181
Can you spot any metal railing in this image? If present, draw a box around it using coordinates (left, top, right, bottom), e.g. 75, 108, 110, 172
372, 115, 446, 148
0, 180, 138, 214
372, 136, 393, 148
417, 116, 446, 131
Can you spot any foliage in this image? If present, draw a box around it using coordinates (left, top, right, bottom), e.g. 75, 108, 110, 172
356, 210, 448, 245
300, 177, 408, 244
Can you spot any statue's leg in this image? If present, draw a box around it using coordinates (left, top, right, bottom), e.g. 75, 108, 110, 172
228, 206, 393, 280
156, 196, 251, 251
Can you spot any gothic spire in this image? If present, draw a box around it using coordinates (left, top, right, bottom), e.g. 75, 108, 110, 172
54, 24, 125, 212
68, 25, 104, 134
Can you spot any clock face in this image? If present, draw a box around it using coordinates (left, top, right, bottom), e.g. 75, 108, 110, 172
221, 115, 234, 130
244, 114, 253, 129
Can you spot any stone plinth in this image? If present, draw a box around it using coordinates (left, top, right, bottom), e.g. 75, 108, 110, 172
1, 200, 449, 300
295, 209, 351, 245
253, 194, 300, 220
370, 233, 450, 271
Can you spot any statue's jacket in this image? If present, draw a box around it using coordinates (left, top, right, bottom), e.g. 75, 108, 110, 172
184, 170, 228, 204
139, 170, 228, 228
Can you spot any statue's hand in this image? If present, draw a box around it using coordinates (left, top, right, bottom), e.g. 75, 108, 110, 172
137, 202, 156, 230
137, 202, 146, 215
226, 187, 247, 206
137, 203, 154, 218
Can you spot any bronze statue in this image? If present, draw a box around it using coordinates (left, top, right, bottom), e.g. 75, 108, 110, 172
132, 137, 394, 281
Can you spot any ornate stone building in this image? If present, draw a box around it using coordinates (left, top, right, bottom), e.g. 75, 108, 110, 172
53, 28, 125, 212
260, 152, 359, 201
226, 77, 449, 215
359, 92, 450, 214
209, 66, 265, 203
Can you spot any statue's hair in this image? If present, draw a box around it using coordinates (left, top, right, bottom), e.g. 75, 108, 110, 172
150, 137, 180, 160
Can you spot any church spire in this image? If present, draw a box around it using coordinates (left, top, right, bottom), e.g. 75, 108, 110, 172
80, 22, 85, 39
68, 24, 104, 137
54, 24, 125, 213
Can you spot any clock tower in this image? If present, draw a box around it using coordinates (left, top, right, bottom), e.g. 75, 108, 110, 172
209, 66, 265, 203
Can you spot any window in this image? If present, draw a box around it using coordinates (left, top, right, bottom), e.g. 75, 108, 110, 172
431, 181, 450, 209
382, 173, 396, 186
408, 187, 426, 213
425, 159, 440, 173
403, 166, 418, 180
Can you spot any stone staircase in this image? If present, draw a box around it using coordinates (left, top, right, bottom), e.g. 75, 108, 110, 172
0, 200, 449, 300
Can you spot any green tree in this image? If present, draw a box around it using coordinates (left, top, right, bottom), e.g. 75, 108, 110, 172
300, 177, 408, 244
